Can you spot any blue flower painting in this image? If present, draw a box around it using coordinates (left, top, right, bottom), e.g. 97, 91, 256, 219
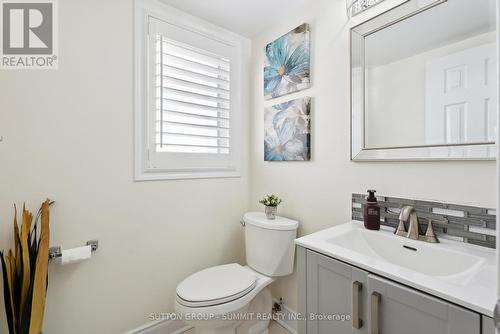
264, 24, 310, 100
264, 97, 311, 161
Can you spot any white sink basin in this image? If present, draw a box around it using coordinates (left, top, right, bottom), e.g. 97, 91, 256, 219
327, 228, 484, 277
296, 221, 496, 317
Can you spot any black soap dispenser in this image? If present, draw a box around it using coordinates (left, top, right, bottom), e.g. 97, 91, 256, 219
364, 190, 380, 230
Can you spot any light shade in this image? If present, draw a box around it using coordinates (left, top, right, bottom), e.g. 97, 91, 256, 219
347, 0, 387, 18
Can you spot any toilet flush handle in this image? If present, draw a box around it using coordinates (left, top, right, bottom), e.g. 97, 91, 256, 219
240, 220, 246, 227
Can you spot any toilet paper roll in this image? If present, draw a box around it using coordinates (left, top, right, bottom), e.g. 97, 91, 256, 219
61, 245, 92, 265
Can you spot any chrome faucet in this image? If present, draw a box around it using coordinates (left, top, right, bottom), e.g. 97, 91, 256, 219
394, 206, 448, 243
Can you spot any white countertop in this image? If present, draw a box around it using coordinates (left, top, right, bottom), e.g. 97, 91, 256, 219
295, 221, 497, 317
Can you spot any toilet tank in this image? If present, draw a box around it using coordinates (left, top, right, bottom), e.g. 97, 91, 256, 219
243, 212, 299, 276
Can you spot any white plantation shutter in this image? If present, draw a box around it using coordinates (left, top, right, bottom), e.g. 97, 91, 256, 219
144, 17, 242, 177
155, 37, 231, 154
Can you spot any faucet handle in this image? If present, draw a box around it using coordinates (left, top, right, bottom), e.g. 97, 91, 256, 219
422, 219, 438, 243
420, 218, 448, 243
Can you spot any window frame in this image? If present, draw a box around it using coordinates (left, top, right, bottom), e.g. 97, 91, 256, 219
134, 0, 246, 181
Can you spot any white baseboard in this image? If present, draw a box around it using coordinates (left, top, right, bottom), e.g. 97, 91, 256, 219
123, 300, 298, 334
123, 319, 193, 334
272, 299, 298, 334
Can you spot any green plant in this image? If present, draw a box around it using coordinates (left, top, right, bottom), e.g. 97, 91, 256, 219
1, 200, 53, 334
259, 194, 282, 207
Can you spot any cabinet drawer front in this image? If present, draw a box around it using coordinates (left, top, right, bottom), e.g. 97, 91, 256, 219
368, 275, 480, 334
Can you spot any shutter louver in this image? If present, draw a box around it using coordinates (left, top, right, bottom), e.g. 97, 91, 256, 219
155, 35, 231, 154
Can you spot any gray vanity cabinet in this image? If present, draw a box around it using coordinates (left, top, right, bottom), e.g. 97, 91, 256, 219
368, 275, 480, 334
305, 250, 369, 334
300, 248, 482, 334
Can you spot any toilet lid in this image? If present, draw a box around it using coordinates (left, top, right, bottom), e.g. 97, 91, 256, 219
176, 263, 257, 307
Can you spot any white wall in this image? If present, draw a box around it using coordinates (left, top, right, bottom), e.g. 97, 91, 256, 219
249, 0, 497, 311
0, 0, 250, 333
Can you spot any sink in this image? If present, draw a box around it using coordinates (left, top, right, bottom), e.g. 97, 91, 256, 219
327, 228, 484, 277
295, 221, 497, 317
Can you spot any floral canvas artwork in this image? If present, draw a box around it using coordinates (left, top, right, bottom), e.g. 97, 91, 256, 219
264, 97, 311, 161
264, 24, 310, 100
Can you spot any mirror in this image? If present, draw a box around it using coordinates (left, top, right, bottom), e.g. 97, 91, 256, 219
351, 0, 497, 160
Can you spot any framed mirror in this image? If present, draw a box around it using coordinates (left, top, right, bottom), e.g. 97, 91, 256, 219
351, 0, 497, 161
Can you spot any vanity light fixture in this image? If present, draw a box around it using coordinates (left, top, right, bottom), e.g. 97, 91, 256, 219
346, 0, 386, 18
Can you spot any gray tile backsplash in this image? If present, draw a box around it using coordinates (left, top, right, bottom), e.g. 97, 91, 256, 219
352, 194, 496, 249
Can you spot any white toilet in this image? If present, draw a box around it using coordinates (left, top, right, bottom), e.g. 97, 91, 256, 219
175, 212, 299, 334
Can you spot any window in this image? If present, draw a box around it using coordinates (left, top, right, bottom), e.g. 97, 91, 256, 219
134, 1, 245, 180
155, 37, 231, 155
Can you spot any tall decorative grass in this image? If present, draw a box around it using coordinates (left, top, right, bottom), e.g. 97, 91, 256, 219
1, 200, 53, 334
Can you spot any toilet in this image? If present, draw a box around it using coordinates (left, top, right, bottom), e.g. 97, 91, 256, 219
175, 212, 299, 334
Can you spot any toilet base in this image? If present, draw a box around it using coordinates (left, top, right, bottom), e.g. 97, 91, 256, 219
193, 325, 239, 334
235, 287, 272, 334
190, 287, 273, 334
194, 327, 269, 334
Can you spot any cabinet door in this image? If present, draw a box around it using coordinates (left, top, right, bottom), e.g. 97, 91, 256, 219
306, 250, 369, 334
481, 316, 495, 334
367, 275, 480, 334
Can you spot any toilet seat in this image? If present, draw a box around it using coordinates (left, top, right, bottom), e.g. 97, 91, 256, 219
176, 263, 257, 307
175, 265, 274, 319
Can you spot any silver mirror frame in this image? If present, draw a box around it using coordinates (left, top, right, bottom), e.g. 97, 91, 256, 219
350, 0, 497, 161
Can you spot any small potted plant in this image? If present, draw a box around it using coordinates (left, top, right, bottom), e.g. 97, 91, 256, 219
259, 194, 282, 219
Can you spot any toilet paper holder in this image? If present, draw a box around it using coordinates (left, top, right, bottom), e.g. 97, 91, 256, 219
49, 240, 98, 260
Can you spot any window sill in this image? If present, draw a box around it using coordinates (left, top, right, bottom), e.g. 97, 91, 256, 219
134, 169, 241, 181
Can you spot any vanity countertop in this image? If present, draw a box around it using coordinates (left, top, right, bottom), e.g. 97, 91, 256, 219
295, 221, 496, 317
